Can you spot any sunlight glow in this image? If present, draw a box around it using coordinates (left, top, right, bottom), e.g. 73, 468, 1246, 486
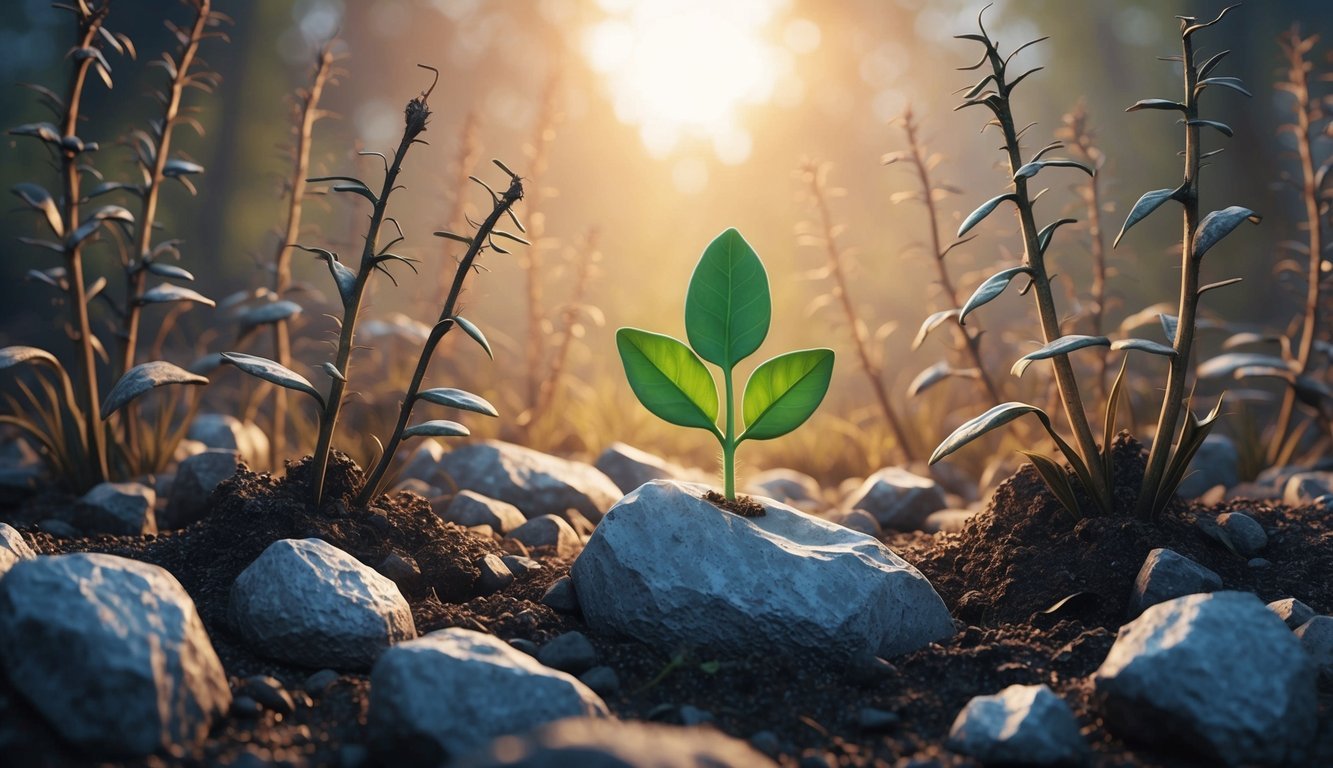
583, 0, 803, 165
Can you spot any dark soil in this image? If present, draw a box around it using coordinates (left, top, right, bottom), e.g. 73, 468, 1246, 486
1, 441, 1330, 767
703, 489, 767, 517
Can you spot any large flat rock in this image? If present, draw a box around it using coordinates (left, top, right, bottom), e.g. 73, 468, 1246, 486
440, 440, 621, 524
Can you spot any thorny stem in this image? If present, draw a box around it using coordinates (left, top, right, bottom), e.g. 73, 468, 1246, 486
61, 3, 111, 484
310, 99, 426, 507
1269, 29, 1327, 464
804, 163, 918, 462
119, 0, 211, 467
271, 42, 334, 470
357, 173, 524, 506
900, 111, 1003, 406
1136, 25, 1204, 519
984, 47, 1109, 505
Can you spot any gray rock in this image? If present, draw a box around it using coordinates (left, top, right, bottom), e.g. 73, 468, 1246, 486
441, 490, 527, 534
921, 509, 975, 534
857, 707, 900, 731
679, 704, 713, 725
1294, 616, 1333, 679
188, 413, 268, 468
476, 554, 514, 595
0, 553, 230, 756
76, 481, 157, 536
541, 576, 579, 614
164, 449, 239, 528
376, 552, 421, 593
843, 467, 947, 531
238, 675, 295, 715
947, 684, 1087, 766
229, 538, 416, 670
37, 518, 79, 537
1268, 597, 1316, 630
398, 441, 447, 487
508, 514, 582, 558
305, 668, 340, 696
578, 665, 620, 696
1248, 557, 1272, 569
916, 460, 980, 503
537, 631, 597, 674
1128, 548, 1222, 619
1283, 471, 1333, 506
1216, 511, 1267, 556
1094, 591, 1317, 765
0, 438, 43, 504
745, 468, 822, 510
501, 555, 541, 578
571, 480, 954, 662
452, 717, 777, 768
440, 440, 621, 523
1177, 433, 1240, 498
391, 478, 440, 498
594, 441, 686, 494
0, 522, 36, 578
836, 508, 882, 537
368, 628, 608, 765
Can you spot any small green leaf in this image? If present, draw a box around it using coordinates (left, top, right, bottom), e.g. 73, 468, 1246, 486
960, 266, 1032, 325
912, 309, 961, 350
403, 420, 470, 439
416, 387, 499, 417
616, 328, 719, 433
931, 402, 1052, 464
1114, 188, 1178, 248
957, 193, 1017, 237
1011, 335, 1110, 377
684, 228, 771, 368
1193, 206, 1260, 259
453, 315, 493, 359
740, 348, 834, 442
220, 352, 325, 407
100, 361, 207, 419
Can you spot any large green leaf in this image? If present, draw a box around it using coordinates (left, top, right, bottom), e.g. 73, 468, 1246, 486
740, 348, 834, 442
684, 228, 770, 368
100, 361, 207, 419
616, 328, 719, 433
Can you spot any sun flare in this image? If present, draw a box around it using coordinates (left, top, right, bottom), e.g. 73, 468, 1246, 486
582, 0, 811, 165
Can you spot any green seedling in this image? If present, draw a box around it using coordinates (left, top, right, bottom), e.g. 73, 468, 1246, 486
617, 228, 835, 500
222, 68, 527, 508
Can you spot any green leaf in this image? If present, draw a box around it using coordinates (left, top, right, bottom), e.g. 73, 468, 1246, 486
1193, 206, 1260, 259
1013, 159, 1094, 181
416, 387, 498, 417
12, 183, 63, 237
931, 402, 1053, 464
1110, 338, 1177, 358
684, 228, 770, 368
1114, 188, 1177, 248
1020, 451, 1081, 517
452, 315, 493, 359
1011, 335, 1110, 377
912, 309, 961, 350
957, 193, 1017, 237
739, 348, 834, 442
403, 420, 470, 439
960, 266, 1033, 325
220, 352, 325, 408
616, 328, 719, 433
100, 361, 207, 420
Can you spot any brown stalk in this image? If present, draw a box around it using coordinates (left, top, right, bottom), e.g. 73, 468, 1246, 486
531, 229, 600, 442
1057, 103, 1111, 406
521, 76, 561, 424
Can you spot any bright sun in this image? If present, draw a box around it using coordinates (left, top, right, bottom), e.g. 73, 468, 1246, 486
583, 0, 816, 169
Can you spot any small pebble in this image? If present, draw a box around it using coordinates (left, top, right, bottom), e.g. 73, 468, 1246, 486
1267, 598, 1316, 630
1247, 558, 1271, 569
304, 669, 340, 696
375, 552, 419, 588
240, 675, 294, 715
1295, 616, 1333, 678
508, 638, 539, 656
230, 695, 263, 719
365, 512, 390, 535
858, 706, 901, 731
537, 630, 598, 674
578, 665, 620, 695
750, 730, 782, 757
679, 704, 714, 725
501, 554, 542, 578
37, 519, 80, 538
1216, 511, 1267, 555
475, 554, 514, 595
540, 576, 579, 614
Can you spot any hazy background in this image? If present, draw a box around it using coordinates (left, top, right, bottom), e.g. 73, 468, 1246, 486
1, 0, 1329, 480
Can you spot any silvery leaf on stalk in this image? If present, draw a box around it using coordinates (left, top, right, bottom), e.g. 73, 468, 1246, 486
11, 182, 63, 236
957, 193, 1018, 237
415, 388, 498, 417
67, 205, 135, 248
1114, 188, 1178, 248
960, 266, 1032, 325
1110, 338, 1177, 358
137, 283, 215, 308
146, 262, 195, 282
320, 362, 345, 382
1197, 353, 1293, 380
100, 361, 208, 419
452, 315, 493, 359
219, 352, 325, 407
1011, 335, 1110, 377
912, 309, 961, 350
402, 420, 471, 439
237, 300, 301, 331
8, 122, 61, 144
162, 158, 204, 177
908, 361, 978, 398
0, 346, 61, 372
1193, 206, 1260, 260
